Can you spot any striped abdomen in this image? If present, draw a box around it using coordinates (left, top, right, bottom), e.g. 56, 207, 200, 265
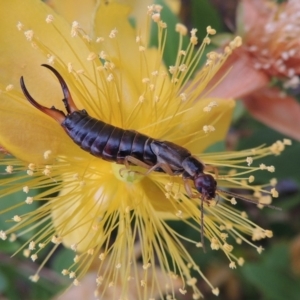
62, 110, 157, 165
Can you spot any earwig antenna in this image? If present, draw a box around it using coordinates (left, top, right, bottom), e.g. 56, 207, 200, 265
217, 189, 282, 211
200, 194, 206, 253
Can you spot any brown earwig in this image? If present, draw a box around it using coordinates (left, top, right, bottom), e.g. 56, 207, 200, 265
20, 65, 280, 251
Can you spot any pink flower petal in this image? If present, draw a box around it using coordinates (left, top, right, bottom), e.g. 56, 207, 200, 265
243, 87, 300, 141
205, 47, 269, 99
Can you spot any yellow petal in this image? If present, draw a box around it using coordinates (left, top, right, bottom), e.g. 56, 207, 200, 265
0, 0, 96, 106
164, 98, 235, 153
92, 2, 144, 119
0, 92, 84, 163
46, 0, 97, 34
0, 0, 100, 162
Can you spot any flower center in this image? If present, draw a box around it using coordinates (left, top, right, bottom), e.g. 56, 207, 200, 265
111, 163, 145, 184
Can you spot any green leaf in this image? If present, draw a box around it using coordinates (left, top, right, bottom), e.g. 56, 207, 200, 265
149, 0, 189, 68
211, 32, 235, 47
242, 245, 300, 300
52, 247, 75, 273
0, 270, 8, 292
0, 171, 38, 236
237, 123, 300, 182
190, 0, 224, 40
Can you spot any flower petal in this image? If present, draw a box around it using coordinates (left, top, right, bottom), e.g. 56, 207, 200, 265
0, 0, 97, 105
139, 177, 177, 213
243, 87, 300, 141
0, 92, 84, 163
204, 47, 269, 99
238, 0, 267, 35
0, 0, 100, 162
165, 98, 235, 154
46, 0, 97, 34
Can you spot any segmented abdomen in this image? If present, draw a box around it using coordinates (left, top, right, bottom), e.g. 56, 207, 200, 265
62, 113, 157, 165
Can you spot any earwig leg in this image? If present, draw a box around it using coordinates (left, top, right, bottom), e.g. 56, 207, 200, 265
215, 193, 220, 206
123, 156, 175, 177
124, 156, 152, 170
20, 76, 66, 124
119, 156, 152, 178
144, 162, 174, 176
183, 178, 197, 198
41, 64, 78, 114
119, 167, 145, 178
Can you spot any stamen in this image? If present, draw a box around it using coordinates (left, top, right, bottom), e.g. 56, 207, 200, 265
31, 254, 38, 261
25, 197, 33, 204
271, 188, 278, 197
152, 13, 161, 23
179, 288, 187, 294
5, 165, 13, 173
43, 150, 52, 159
109, 28, 118, 39
47, 55, 55, 65
5, 84, 14, 91
24, 30, 34, 41
71, 21, 81, 37
206, 26, 216, 35
62, 269, 69, 276
212, 288, 220, 296
203, 125, 215, 133
246, 157, 253, 166
0, 231, 7, 240
13, 215, 21, 222
96, 37, 104, 43
45, 15, 54, 24
29, 241, 36, 250
175, 23, 188, 35
29, 274, 40, 282
23, 185, 29, 194
87, 52, 97, 61
17, 21, 24, 31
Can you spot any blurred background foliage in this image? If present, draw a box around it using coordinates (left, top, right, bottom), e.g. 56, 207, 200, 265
1, 0, 300, 299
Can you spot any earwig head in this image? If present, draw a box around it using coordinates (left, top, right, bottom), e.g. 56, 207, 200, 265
194, 173, 217, 199
20, 64, 79, 124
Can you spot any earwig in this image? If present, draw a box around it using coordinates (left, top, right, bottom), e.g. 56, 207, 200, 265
20, 65, 280, 252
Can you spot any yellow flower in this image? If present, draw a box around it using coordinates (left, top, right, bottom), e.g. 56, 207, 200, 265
0, 1, 290, 299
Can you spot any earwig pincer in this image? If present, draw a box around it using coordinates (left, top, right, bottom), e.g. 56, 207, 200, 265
20, 64, 280, 251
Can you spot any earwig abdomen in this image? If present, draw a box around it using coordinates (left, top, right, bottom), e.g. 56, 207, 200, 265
61, 110, 158, 165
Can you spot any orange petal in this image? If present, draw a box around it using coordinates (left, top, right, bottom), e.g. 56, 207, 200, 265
243, 87, 300, 141
204, 47, 269, 99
